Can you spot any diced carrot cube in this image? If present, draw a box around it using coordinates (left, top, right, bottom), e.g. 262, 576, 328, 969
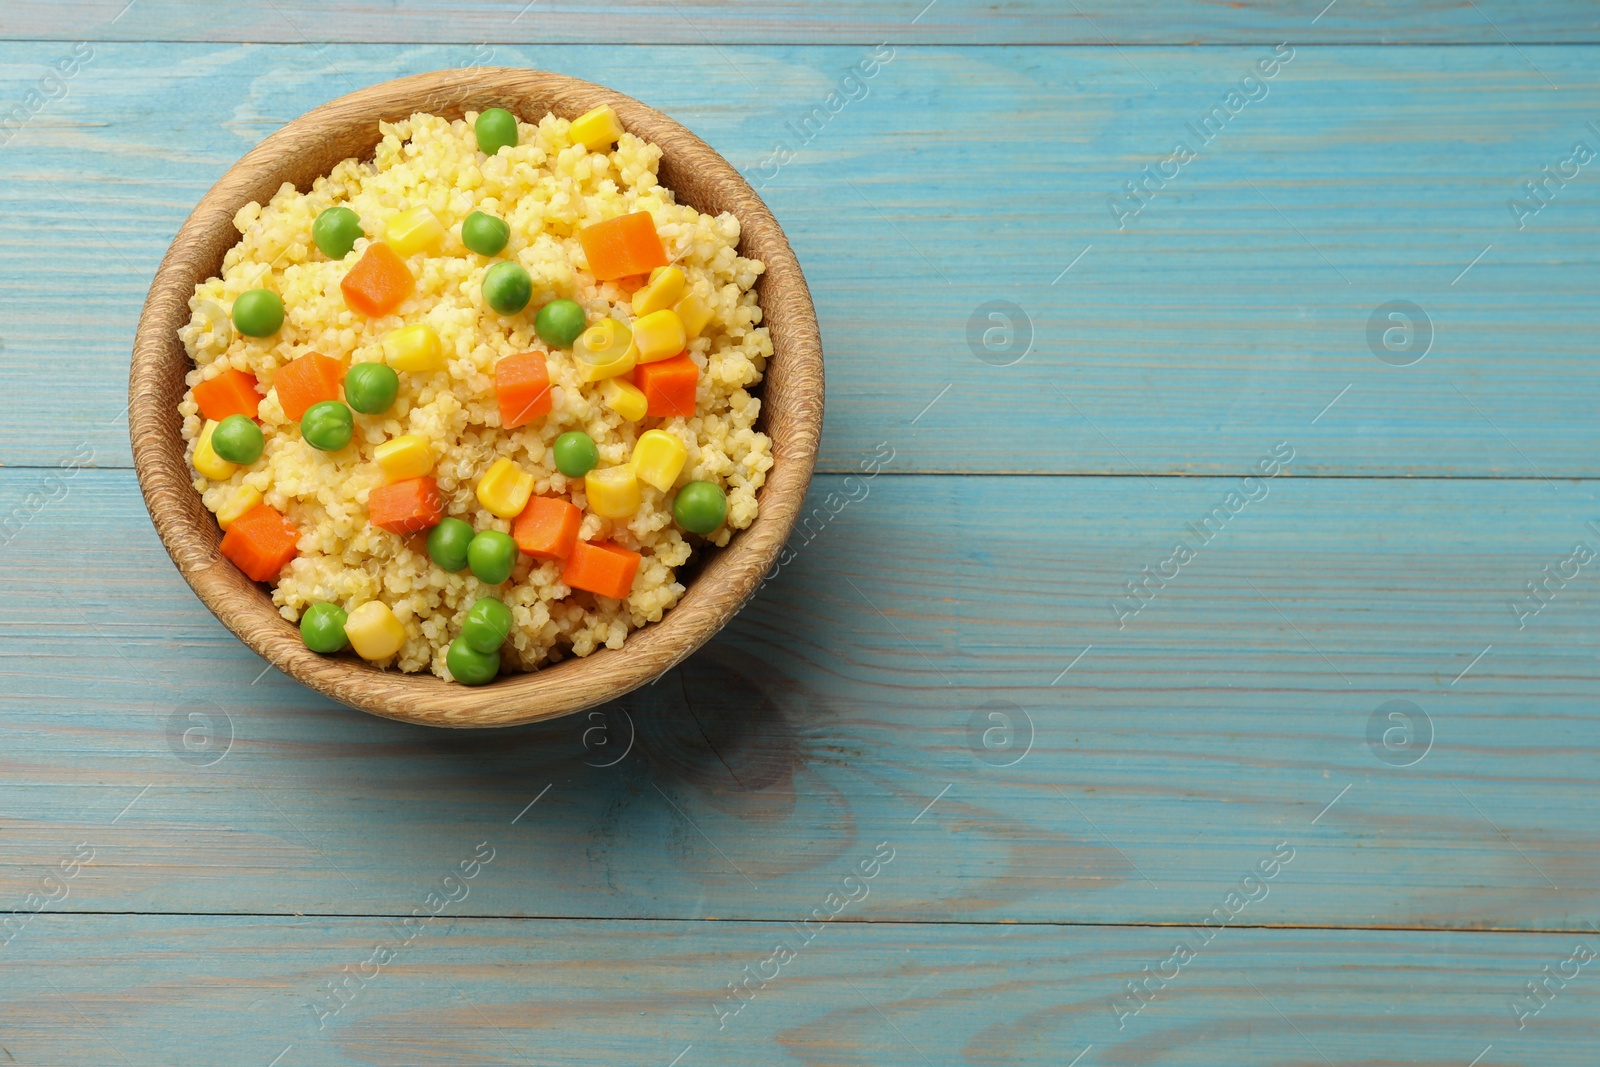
578, 212, 668, 281
193, 368, 261, 421
340, 241, 414, 317
633, 353, 698, 418
272, 352, 346, 422
512, 496, 582, 560
219, 503, 298, 582
561, 540, 641, 600
495, 352, 553, 429
367, 476, 443, 535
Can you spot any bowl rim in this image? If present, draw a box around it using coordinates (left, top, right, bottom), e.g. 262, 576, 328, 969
129, 67, 822, 728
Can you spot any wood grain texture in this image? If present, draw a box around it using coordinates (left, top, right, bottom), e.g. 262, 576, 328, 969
1, 916, 1595, 1065
3, 9, 1599, 1062
3, 43, 1600, 474
4, 470, 1597, 929
3, 0, 1598, 44
127, 68, 822, 727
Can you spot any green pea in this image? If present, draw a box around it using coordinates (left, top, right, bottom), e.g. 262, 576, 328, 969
211, 414, 264, 465
467, 530, 518, 584
462, 211, 510, 256
312, 206, 363, 260
300, 400, 353, 452
300, 602, 349, 653
672, 481, 727, 535
461, 597, 513, 654
482, 261, 532, 315
427, 517, 475, 572
447, 635, 500, 685
344, 362, 399, 415
535, 298, 587, 348
475, 108, 519, 156
232, 289, 284, 337
553, 431, 599, 477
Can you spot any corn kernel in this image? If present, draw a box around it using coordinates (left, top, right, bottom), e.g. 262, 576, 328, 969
631, 266, 686, 316
381, 323, 445, 372
600, 377, 648, 422
194, 420, 238, 480
630, 308, 686, 364
630, 429, 688, 492
217, 485, 263, 530
476, 457, 535, 518
374, 434, 433, 483
572, 318, 635, 382
571, 104, 624, 152
585, 465, 641, 519
344, 601, 406, 661
385, 207, 446, 256
674, 293, 713, 339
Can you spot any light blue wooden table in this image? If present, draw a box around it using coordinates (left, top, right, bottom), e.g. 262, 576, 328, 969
3, 2, 1599, 1063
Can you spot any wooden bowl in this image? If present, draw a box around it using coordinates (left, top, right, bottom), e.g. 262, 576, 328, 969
129, 69, 823, 728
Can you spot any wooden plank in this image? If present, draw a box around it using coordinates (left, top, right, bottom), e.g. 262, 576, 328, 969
4, 470, 1598, 928
4, 43, 1600, 475
4, 0, 1597, 44
0, 916, 1594, 1065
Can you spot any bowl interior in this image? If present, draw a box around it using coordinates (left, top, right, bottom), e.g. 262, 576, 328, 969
129, 68, 822, 728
